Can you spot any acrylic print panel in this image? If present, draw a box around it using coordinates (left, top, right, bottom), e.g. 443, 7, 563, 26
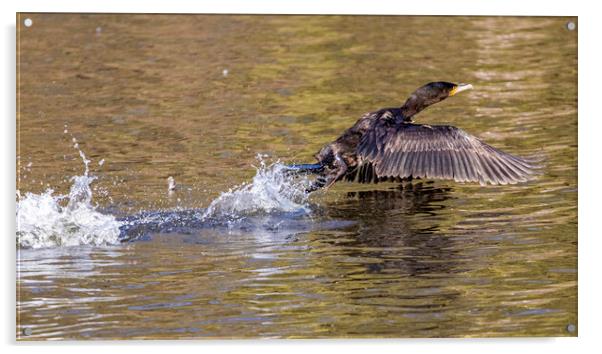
16, 13, 577, 340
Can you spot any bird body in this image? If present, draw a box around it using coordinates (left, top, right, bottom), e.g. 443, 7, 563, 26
294, 82, 535, 192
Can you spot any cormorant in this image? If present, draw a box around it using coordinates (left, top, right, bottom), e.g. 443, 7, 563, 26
287, 82, 536, 192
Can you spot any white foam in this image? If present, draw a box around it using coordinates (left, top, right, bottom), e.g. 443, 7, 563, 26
16, 146, 122, 249
201, 156, 312, 222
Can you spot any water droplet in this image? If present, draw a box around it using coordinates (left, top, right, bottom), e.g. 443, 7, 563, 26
167, 176, 176, 191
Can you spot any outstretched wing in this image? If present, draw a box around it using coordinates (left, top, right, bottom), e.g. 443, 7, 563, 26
353, 123, 535, 185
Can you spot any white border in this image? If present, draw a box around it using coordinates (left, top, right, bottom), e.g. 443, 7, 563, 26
3, 1, 600, 353
2, 0, 581, 16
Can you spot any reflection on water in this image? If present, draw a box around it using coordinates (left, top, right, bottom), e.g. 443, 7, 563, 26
17, 14, 576, 339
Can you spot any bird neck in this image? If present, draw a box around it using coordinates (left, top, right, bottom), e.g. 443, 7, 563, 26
400, 94, 426, 121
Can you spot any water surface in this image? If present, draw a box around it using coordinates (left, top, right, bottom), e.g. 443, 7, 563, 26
17, 14, 577, 339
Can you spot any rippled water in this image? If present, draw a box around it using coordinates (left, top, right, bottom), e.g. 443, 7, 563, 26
16, 14, 577, 339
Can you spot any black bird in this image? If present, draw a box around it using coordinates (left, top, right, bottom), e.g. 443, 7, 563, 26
287, 82, 536, 192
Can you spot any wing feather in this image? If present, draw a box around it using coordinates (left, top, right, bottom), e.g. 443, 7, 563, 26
451, 150, 466, 182
356, 123, 535, 185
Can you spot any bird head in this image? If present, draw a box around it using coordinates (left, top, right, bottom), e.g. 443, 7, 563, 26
414, 81, 473, 104
401, 81, 473, 120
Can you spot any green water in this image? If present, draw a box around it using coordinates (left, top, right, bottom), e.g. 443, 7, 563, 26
17, 14, 577, 339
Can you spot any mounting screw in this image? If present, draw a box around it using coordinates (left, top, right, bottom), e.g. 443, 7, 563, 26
566, 323, 576, 333
566, 21, 576, 31
22, 327, 32, 336
24, 18, 33, 27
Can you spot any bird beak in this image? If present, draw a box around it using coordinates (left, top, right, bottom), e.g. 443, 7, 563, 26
450, 83, 473, 96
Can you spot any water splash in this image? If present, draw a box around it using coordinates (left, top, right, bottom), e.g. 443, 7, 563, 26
16, 141, 122, 249
117, 156, 318, 242
17, 148, 317, 247
201, 156, 313, 223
